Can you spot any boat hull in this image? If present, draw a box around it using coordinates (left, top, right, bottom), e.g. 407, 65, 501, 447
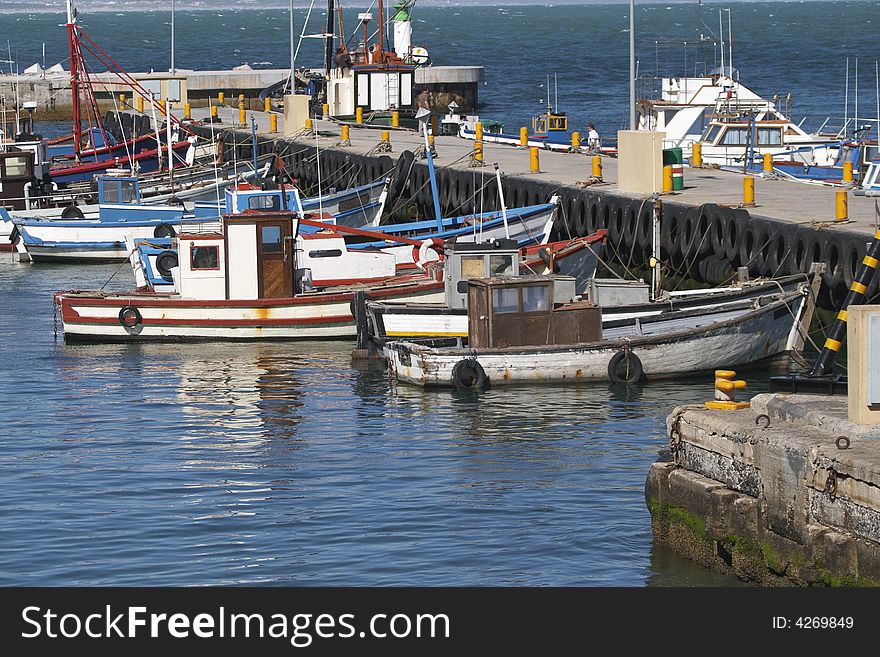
386, 291, 808, 387
59, 281, 444, 342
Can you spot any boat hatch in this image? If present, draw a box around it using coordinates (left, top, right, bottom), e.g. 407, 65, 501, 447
97, 176, 141, 205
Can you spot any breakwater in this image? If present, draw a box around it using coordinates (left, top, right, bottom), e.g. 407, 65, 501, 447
197, 121, 878, 311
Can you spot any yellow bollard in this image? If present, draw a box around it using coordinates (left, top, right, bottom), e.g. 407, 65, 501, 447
238, 93, 245, 104
265, 97, 271, 113
392, 111, 400, 128
662, 165, 674, 192
184, 103, 191, 120
119, 93, 126, 106
381, 130, 390, 144
743, 177, 755, 205
519, 127, 528, 148
571, 131, 581, 150
210, 104, 218, 120
355, 107, 363, 124
218, 92, 225, 106
305, 117, 313, 131
530, 146, 540, 173
836, 190, 848, 221
474, 140, 483, 163
691, 142, 702, 167
705, 370, 750, 410
428, 134, 436, 153
270, 113, 278, 133
475, 121, 483, 142
843, 161, 854, 184
341, 125, 350, 143
763, 152, 773, 173
592, 155, 603, 179
239, 106, 246, 126
430, 115, 439, 136
322, 103, 329, 118
137, 95, 144, 113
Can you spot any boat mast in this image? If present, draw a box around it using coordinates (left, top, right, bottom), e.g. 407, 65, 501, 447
66, 0, 82, 157
628, 0, 635, 129
324, 0, 335, 83
377, 0, 384, 64
170, 0, 175, 73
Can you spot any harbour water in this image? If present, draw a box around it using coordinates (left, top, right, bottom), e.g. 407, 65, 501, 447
0, 257, 751, 585
0, 2, 859, 587
1, 2, 879, 137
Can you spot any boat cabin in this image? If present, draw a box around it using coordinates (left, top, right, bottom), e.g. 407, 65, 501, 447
173, 211, 301, 301
467, 275, 595, 349
532, 109, 568, 137
0, 150, 37, 210
327, 63, 417, 117
97, 174, 142, 205
443, 239, 521, 309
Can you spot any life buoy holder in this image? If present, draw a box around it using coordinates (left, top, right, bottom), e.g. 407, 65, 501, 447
607, 349, 644, 384
412, 237, 445, 270
451, 358, 489, 390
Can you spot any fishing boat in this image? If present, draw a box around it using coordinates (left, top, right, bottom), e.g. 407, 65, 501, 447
366, 255, 818, 350
8, 176, 389, 262
360, 233, 605, 348
55, 209, 445, 342
47, 2, 196, 186
384, 270, 820, 388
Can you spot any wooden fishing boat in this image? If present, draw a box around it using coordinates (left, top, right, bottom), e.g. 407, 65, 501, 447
384, 271, 819, 388
55, 209, 444, 343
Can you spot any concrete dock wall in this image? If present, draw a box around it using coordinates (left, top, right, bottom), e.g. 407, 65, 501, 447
200, 123, 877, 311
647, 394, 880, 585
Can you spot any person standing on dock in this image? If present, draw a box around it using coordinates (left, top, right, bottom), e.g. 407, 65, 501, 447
586, 124, 601, 152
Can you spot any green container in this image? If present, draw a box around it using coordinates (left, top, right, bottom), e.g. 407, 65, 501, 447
663, 147, 684, 190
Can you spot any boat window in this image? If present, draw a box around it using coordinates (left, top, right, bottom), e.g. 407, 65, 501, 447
489, 254, 515, 276
756, 128, 783, 145
191, 245, 219, 270
549, 116, 568, 131
249, 194, 281, 211
3, 155, 29, 177
718, 127, 749, 146
491, 287, 519, 314
522, 285, 550, 312
308, 249, 343, 258
460, 255, 485, 279
261, 225, 283, 254
701, 125, 721, 142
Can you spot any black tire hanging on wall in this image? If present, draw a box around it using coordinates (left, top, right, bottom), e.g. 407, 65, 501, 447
154, 223, 176, 238
451, 359, 490, 390
607, 350, 644, 384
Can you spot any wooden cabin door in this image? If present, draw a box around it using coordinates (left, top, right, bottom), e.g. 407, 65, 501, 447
257, 221, 294, 298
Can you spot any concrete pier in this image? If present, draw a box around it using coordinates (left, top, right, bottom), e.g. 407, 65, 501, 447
646, 394, 880, 585
194, 106, 880, 310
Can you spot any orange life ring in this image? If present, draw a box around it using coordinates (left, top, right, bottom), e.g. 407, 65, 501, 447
412, 237, 445, 270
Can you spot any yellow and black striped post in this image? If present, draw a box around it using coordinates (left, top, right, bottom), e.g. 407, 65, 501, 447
810, 228, 880, 376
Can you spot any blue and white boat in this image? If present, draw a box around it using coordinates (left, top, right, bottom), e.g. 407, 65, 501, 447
8, 176, 390, 263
